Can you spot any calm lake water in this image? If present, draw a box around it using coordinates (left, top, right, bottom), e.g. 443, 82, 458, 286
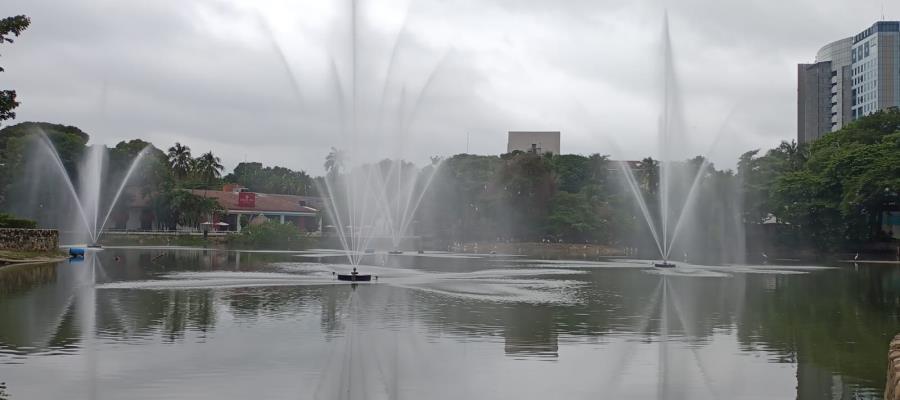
0, 247, 898, 399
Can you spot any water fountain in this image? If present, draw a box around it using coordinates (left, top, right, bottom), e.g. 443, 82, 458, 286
617, 14, 745, 267
282, 0, 448, 265
9, 130, 152, 246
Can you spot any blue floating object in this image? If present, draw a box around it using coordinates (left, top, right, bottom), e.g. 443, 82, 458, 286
69, 248, 85, 258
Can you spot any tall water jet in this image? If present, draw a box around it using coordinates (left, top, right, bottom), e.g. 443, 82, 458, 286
617, 13, 745, 266
9, 130, 152, 245
302, 0, 449, 264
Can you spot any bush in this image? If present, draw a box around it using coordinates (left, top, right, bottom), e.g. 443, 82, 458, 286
0, 213, 36, 229
228, 221, 310, 250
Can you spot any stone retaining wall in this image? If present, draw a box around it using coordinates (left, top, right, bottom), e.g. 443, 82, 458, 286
888, 334, 900, 400
0, 228, 59, 252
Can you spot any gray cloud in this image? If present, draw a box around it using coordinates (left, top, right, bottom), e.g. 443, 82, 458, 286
3, 0, 898, 173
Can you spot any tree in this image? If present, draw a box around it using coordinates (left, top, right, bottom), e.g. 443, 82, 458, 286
324, 147, 344, 178
167, 142, 192, 180
0, 15, 31, 127
768, 109, 900, 249
546, 191, 600, 242
225, 162, 313, 195
154, 189, 222, 230
194, 151, 223, 188
551, 154, 590, 193
0, 122, 89, 207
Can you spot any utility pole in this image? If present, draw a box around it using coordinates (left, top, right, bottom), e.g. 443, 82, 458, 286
466, 132, 470, 154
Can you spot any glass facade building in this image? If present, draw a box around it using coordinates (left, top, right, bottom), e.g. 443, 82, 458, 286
850, 21, 900, 121
798, 21, 900, 144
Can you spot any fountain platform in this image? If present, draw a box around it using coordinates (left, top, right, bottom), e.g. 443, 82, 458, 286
654, 262, 676, 268
337, 273, 373, 282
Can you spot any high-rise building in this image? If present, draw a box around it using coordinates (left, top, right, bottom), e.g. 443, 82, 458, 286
849, 21, 900, 121
797, 62, 836, 144
797, 38, 852, 144
798, 21, 900, 144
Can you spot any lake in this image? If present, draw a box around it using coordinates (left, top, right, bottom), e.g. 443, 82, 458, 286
0, 247, 898, 399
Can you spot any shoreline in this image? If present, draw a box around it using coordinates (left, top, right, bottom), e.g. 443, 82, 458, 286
0, 249, 68, 268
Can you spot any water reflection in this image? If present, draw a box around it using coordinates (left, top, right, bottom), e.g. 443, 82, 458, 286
0, 248, 896, 399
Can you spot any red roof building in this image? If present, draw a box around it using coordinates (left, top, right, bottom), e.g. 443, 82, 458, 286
191, 186, 318, 232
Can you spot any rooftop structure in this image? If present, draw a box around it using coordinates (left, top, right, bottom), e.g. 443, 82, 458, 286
507, 131, 560, 155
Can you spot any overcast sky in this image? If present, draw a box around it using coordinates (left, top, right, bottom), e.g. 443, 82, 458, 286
2, 0, 897, 174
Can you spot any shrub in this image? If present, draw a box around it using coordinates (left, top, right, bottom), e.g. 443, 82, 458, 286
0, 213, 36, 229
228, 221, 310, 250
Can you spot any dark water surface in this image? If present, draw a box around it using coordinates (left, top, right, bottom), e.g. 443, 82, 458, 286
0, 247, 898, 399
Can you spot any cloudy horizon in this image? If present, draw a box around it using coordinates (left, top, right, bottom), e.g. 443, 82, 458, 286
2, 0, 897, 175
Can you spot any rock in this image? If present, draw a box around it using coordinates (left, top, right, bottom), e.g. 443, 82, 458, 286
888, 334, 900, 400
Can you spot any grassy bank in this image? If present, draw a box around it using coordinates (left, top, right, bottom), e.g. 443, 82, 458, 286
0, 249, 67, 265
98, 234, 223, 247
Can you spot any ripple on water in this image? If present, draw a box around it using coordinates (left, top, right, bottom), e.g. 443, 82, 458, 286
95, 271, 334, 290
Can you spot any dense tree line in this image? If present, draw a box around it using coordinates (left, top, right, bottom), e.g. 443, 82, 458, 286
2, 109, 897, 256
414, 151, 743, 263
742, 108, 900, 251
225, 162, 314, 196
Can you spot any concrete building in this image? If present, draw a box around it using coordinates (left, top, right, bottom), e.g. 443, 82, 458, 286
798, 38, 853, 144
507, 131, 560, 155
797, 62, 836, 144
850, 21, 900, 121
798, 21, 900, 144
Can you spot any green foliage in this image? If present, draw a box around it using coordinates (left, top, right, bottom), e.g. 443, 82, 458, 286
552, 154, 590, 193
768, 109, 900, 249
194, 151, 223, 186
0, 213, 36, 228
546, 191, 600, 241
0, 122, 89, 168
0, 14, 30, 126
228, 221, 310, 250
151, 189, 222, 230
224, 162, 313, 195
738, 140, 809, 224
166, 142, 193, 180
0, 122, 90, 206
324, 147, 345, 176
166, 143, 225, 189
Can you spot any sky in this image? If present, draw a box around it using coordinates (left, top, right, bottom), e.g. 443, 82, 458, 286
2, 0, 898, 175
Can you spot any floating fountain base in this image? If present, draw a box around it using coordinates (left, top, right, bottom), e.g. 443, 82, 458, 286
654, 262, 676, 268
388, 250, 403, 255
337, 273, 372, 282
69, 248, 85, 258
87, 244, 102, 249
364, 249, 375, 254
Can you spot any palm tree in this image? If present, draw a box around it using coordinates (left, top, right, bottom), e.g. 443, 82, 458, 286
324, 147, 344, 177
194, 151, 224, 188
167, 142, 193, 180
